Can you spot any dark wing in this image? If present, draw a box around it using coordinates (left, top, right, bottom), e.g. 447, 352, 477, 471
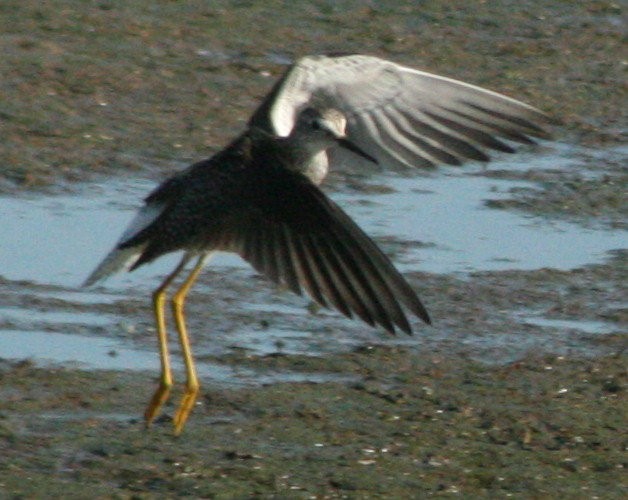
115, 140, 429, 334
210, 166, 430, 335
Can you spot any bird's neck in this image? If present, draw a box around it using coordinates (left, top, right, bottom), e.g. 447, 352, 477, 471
250, 128, 330, 185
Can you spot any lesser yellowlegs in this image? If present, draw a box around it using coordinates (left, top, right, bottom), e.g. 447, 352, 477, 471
84, 54, 553, 434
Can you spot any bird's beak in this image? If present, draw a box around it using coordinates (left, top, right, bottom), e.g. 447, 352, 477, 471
335, 137, 378, 164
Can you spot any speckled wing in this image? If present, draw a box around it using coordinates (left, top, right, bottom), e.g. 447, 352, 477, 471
208, 166, 431, 335
249, 54, 554, 169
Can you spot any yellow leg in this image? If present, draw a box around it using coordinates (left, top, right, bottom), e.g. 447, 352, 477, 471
171, 253, 210, 435
144, 254, 192, 427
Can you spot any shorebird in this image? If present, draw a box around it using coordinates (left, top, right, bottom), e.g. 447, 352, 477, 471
84, 54, 553, 434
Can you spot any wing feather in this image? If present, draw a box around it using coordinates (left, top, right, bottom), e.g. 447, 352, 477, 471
207, 169, 431, 333
249, 54, 554, 170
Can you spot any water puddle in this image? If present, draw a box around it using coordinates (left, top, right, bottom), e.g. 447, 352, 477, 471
455, 311, 621, 366
0, 142, 625, 374
1, 305, 115, 327
0, 329, 355, 387
336, 170, 625, 274
515, 312, 617, 336
2, 144, 626, 287
1, 329, 161, 372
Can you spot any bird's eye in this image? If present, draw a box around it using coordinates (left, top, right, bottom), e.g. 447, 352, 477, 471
311, 120, 321, 130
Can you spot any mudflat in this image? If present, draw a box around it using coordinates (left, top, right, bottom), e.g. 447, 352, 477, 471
0, 1, 625, 498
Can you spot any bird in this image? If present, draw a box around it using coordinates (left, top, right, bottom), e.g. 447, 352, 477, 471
84, 54, 554, 434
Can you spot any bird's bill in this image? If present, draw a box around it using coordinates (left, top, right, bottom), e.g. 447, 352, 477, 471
336, 137, 378, 164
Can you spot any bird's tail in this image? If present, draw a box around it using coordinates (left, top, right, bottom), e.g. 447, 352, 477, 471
82, 244, 145, 287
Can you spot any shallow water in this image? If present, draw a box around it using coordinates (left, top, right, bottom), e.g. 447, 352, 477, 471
337, 170, 624, 274
2, 144, 626, 287
0, 143, 625, 373
0, 329, 355, 386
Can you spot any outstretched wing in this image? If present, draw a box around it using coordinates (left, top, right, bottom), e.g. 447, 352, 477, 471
221, 168, 431, 334
87, 147, 430, 334
249, 54, 554, 169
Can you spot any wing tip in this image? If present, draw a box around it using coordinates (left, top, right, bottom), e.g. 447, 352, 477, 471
82, 245, 143, 288
380, 298, 431, 336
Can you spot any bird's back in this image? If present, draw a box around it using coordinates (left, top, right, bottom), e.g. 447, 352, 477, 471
83, 132, 258, 285
120, 133, 258, 260
85, 119, 431, 331
119, 126, 324, 264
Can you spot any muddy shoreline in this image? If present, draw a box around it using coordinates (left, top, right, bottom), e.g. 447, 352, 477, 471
1, 1, 626, 498
1, 351, 625, 498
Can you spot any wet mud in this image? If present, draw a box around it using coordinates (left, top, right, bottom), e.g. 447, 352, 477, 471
1, 1, 626, 498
